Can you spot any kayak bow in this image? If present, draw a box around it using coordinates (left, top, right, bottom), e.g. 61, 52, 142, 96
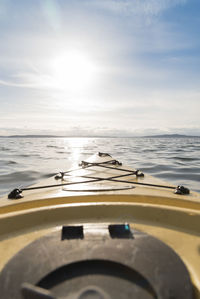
0, 152, 200, 298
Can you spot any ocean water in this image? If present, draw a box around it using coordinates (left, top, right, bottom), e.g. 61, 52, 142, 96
0, 137, 200, 197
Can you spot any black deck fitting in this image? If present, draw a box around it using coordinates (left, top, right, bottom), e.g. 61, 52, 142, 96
8, 188, 23, 200
174, 185, 190, 195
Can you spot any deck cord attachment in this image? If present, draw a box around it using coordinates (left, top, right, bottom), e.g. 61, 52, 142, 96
8, 188, 23, 200
7, 153, 190, 199
174, 185, 190, 195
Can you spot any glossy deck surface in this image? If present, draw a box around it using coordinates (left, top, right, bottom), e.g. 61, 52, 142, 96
0, 153, 200, 297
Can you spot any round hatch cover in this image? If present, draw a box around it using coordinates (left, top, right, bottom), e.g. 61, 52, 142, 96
0, 224, 193, 299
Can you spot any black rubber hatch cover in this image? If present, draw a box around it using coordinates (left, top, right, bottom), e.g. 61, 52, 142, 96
0, 224, 193, 299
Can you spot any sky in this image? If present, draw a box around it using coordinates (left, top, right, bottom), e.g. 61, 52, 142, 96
0, 0, 200, 136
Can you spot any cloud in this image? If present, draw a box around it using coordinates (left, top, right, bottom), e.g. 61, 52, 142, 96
0, 78, 40, 89
0, 73, 51, 89
85, 0, 187, 16
0, 0, 199, 137
41, 0, 62, 31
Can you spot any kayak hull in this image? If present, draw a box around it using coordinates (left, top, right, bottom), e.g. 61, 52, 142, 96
0, 153, 200, 298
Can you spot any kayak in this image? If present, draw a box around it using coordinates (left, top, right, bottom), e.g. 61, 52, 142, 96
0, 152, 200, 298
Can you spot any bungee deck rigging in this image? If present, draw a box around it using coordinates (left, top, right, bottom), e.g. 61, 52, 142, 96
8, 152, 189, 199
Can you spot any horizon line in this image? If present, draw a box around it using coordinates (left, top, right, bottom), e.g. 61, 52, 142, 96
1, 133, 200, 138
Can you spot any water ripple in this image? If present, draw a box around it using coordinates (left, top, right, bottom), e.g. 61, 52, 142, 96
0, 137, 200, 196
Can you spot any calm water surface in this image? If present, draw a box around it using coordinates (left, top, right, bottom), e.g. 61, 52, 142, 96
0, 137, 200, 196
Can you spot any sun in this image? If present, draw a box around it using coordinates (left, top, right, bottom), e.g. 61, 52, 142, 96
51, 50, 97, 92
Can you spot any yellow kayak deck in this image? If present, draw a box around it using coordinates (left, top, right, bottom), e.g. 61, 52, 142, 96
0, 152, 200, 298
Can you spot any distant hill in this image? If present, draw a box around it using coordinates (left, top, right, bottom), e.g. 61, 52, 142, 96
1, 135, 60, 138
142, 134, 200, 138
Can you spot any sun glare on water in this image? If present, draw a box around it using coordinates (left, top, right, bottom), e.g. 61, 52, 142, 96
51, 50, 97, 92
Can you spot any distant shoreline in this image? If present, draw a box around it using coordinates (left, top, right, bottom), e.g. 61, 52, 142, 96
0, 134, 200, 138
141, 134, 200, 138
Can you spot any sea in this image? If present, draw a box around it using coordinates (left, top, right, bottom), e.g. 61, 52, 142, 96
0, 137, 200, 197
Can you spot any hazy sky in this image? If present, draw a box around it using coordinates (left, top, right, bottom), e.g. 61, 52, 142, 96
0, 0, 200, 136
